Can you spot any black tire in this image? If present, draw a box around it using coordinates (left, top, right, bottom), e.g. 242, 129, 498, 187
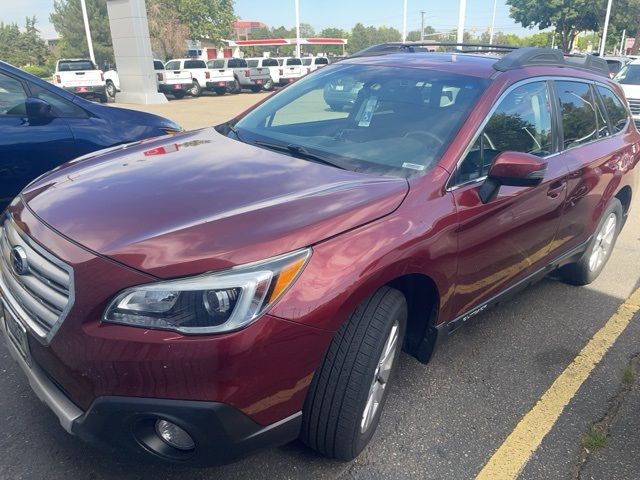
250, 85, 262, 93
172, 91, 186, 99
214, 87, 226, 96
328, 103, 344, 112
558, 198, 623, 286
98, 94, 109, 104
105, 81, 116, 98
301, 286, 407, 461
189, 80, 202, 97
263, 78, 274, 91
230, 78, 241, 94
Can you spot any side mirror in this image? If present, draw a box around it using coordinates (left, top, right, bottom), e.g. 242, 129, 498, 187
25, 97, 52, 119
479, 151, 547, 204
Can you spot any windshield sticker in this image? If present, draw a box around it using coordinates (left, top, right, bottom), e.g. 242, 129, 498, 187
402, 162, 426, 171
357, 97, 379, 127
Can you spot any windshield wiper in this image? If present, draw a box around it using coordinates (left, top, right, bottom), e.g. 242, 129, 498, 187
252, 140, 346, 170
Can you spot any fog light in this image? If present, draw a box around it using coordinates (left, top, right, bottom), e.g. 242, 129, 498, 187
155, 419, 195, 451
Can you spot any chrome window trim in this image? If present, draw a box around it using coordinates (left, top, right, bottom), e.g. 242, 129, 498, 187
445, 76, 630, 192
0, 213, 75, 344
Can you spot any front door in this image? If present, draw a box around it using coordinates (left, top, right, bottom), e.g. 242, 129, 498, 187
0, 71, 75, 208
449, 80, 569, 319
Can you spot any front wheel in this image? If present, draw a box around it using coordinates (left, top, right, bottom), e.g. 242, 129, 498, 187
230, 78, 241, 94
558, 198, 623, 285
189, 81, 202, 97
300, 286, 407, 460
263, 78, 274, 91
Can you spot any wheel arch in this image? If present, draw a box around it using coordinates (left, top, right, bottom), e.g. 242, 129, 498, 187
615, 185, 632, 216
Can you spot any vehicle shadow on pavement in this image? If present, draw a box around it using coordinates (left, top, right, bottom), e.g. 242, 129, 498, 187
1, 274, 639, 480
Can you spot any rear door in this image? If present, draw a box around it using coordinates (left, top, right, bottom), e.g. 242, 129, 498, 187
0, 71, 76, 208
449, 80, 569, 319
551, 80, 635, 252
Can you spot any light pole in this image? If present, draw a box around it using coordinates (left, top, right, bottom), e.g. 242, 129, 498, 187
420, 10, 426, 41
457, 0, 467, 48
295, 0, 301, 57
80, 0, 96, 64
489, 0, 497, 45
402, 0, 408, 43
599, 0, 613, 56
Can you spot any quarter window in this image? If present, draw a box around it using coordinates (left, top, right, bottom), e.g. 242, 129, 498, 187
0, 72, 27, 116
555, 81, 598, 149
456, 81, 552, 184
597, 86, 629, 133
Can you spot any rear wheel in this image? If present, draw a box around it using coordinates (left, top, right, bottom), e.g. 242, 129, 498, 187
172, 91, 186, 99
263, 78, 274, 91
189, 80, 202, 97
214, 87, 226, 96
558, 198, 623, 285
250, 85, 262, 93
98, 93, 109, 103
300, 286, 407, 460
230, 78, 241, 94
105, 80, 116, 98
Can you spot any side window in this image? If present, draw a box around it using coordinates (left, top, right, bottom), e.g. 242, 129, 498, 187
597, 85, 629, 133
213, 60, 225, 69
29, 84, 86, 118
455, 81, 552, 185
165, 61, 179, 70
593, 86, 610, 139
555, 81, 598, 149
0, 72, 27, 115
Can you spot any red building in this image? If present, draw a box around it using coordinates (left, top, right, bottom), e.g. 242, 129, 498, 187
233, 21, 268, 41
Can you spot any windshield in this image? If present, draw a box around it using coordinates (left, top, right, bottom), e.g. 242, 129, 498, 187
286, 58, 302, 66
233, 64, 488, 177
615, 64, 640, 84
184, 60, 206, 69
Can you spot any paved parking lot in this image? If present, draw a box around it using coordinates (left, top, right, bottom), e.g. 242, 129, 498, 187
1, 93, 639, 479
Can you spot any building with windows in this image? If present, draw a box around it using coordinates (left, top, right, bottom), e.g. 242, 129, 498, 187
233, 21, 267, 41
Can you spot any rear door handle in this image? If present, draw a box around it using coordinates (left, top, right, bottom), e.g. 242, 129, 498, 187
547, 181, 567, 199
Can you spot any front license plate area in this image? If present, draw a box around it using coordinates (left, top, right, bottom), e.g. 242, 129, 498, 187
1, 303, 31, 365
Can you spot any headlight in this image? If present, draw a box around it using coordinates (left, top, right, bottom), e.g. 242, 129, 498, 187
103, 249, 310, 334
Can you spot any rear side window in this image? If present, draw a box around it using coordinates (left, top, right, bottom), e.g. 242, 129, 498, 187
456, 81, 552, 184
153, 60, 165, 70
165, 61, 180, 70
184, 60, 206, 69
228, 59, 247, 68
247, 60, 258, 68
0, 72, 27, 115
555, 81, 598, 149
597, 86, 629, 133
58, 60, 96, 71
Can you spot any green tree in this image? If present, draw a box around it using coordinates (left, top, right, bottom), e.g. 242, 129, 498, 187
406, 26, 437, 41
50, 0, 114, 67
0, 23, 25, 65
506, 0, 601, 52
0, 18, 50, 67
349, 23, 401, 53
174, 0, 235, 43
147, 0, 189, 60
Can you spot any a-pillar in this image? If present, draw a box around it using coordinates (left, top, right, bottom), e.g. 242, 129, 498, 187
106, 0, 167, 104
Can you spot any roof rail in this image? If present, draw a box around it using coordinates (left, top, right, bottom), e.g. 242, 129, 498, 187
493, 47, 610, 76
348, 42, 518, 58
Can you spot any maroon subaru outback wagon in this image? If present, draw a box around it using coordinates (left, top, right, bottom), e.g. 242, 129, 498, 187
1, 45, 638, 465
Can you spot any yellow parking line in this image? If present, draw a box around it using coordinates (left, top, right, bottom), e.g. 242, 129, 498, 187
476, 287, 640, 480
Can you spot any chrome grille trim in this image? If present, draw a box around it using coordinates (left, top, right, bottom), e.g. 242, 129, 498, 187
628, 98, 640, 115
0, 215, 74, 343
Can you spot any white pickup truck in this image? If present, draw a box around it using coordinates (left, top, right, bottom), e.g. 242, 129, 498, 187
246, 57, 281, 90
274, 57, 306, 86
54, 58, 107, 103
165, 58, 233, 97
103, 60, 193, 100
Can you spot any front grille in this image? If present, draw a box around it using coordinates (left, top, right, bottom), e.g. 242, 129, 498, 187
628, 98, 640, 115
0, 216, 73, 341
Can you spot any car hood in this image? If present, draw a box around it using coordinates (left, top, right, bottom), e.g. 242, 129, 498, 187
22, 128, 409, 278
620, 83, 640, 102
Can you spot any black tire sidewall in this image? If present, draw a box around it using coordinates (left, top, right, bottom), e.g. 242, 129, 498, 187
106, 81, 116, 98
351, 294, 407, 456
190, 81, 201, 97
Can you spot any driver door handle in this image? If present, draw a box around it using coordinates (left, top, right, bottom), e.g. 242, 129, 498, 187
547, 180, 567, 199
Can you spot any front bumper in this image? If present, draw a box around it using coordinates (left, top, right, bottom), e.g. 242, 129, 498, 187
1, 305, 301, 465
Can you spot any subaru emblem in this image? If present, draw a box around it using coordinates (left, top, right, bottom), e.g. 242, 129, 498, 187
10, 246, 28, 276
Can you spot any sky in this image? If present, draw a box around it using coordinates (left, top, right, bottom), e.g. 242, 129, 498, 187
1, 0, 540, 40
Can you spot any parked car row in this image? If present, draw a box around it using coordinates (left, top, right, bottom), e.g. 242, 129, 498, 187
103, 56, 330, 101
